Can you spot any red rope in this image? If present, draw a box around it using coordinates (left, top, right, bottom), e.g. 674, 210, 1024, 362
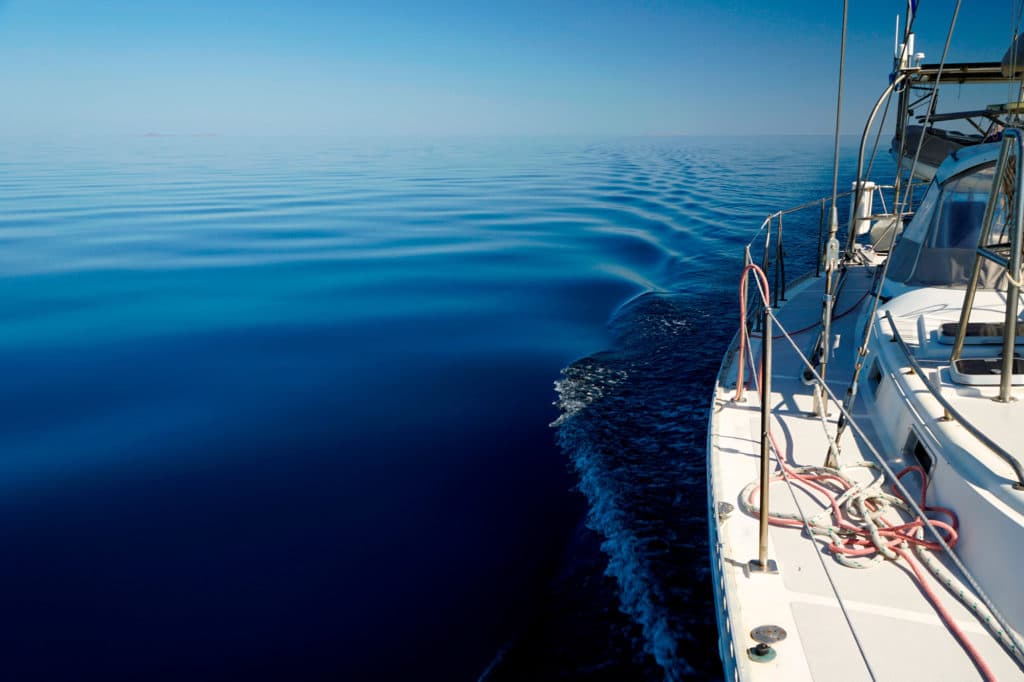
750, 288, 872, 341
732, 263, 995, 681
734, 264, 771, 402
745, 449, 992, 679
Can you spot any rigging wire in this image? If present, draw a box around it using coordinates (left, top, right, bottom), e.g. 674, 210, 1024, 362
1009, 0, 1024, 108
728, 2, 1024, 677
1007, 0, 1024, 116
735, 265, 1004, 681
832, 0, 967, 446
897, 0, 963, 218
736, 266, 880, 682
770, 303, 1024, 673
734, 265, 1019, 677
890, 1, 921, 206
831, 87, 902, 443
811, 0, 853, 429
837, 0, 960, 442
829, 0, 850, 220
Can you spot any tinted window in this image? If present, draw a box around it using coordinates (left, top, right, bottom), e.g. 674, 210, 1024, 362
929, 162, 995, 249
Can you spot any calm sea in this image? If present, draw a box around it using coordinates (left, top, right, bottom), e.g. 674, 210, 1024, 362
0, 135, 880, 680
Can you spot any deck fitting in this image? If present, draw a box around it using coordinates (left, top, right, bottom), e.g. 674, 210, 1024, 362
751, 624, 787, 644
745, 559, 779, 575
747, 642, 777, 663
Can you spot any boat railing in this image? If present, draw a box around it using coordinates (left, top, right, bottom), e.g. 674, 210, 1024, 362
950, 128, 1024, 404
883, 310, 1024, 487
742, 183, 897, 331
734, 264, 1024, 666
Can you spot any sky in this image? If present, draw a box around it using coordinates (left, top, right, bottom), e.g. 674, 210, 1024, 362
0, 0, 1016, 136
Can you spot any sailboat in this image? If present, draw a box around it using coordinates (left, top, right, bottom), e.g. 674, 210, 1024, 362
707, 3, 1024, 680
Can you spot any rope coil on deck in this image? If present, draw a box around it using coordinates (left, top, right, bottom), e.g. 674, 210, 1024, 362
739, 463, 958, 569
732, 263, 1024, 681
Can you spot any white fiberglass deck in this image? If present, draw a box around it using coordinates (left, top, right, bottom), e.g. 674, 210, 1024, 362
708, 268, 1024, 682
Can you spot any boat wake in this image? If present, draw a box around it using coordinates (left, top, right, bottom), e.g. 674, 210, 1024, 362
553, 291, 729, 681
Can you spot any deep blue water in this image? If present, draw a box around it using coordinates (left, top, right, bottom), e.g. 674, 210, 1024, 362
0, 135, 879, 680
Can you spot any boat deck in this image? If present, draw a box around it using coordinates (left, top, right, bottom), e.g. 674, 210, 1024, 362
709, 266, 1024, 681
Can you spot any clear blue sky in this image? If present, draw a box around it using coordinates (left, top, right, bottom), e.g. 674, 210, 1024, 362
0, 0, 1012, 136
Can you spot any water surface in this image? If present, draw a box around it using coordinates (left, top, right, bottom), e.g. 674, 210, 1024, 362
0, 135, 877, 680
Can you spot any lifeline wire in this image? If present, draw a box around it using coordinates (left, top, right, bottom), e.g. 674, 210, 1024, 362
770, 305, 1024, 670
736, 266, 1009, 680
737, 286, 879, 682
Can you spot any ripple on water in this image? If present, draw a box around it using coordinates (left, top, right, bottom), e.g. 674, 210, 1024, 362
0, 134, 889, 681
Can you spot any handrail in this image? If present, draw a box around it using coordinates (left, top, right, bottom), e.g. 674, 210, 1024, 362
846, 74, 906, 253
883, 310, 1024, 488
768, 303, 1024, 670
949, 128, 1024, 403
742, 184, 898, 329
750, 185, 897, 236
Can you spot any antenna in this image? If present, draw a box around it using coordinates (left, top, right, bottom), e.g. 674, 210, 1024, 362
894, 15, 900, 61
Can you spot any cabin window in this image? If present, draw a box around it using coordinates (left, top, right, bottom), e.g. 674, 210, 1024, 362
867, 359, 883, 396
928, 162, 995, 249
903, 432, 934, 475
899, 182, 940, 243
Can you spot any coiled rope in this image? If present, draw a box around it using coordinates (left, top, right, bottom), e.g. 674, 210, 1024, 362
731, 264, 1023, 681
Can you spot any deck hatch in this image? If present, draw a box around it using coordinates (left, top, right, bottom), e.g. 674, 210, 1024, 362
950, 355, 1024, 384
939, 320, 1024, 344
